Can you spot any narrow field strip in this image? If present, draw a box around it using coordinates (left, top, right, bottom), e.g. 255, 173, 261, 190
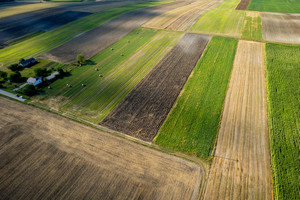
261, 12, 300, 45
248, 0, 300, 13
0, 1, 170, 68
0, 97, 203, 200
190, 0, 262, 41
235, 0, 251, 10
265, 43, 300, 200
35, 28, 182, 123
154, 37, 237, 159
101, 33, 210, 141
204, 40, 273, 199
143, 0, 222, 31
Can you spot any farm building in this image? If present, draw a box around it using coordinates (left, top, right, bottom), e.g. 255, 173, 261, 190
27, 77, 42, 86
20, 58, 37, 67
46, 71, 59, 81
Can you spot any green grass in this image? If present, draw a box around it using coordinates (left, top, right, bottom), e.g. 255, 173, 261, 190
35, 28, 181, 123
154, 37, 238, 159
265, 43, 300, 200
0, 1, 171, 69
248, 0, 300, 13
5, 31, 46, 46
190, 0, 262, 40
241, 13, 262, 40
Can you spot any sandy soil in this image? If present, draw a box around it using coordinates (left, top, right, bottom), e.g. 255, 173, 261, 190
143, 0, 222, 31
261, 12, 300, 44
39, 3, 184, 63
203, 40, 273, 200
235, 0, 251, 10
0, 96, 204, 200
101, 33, 210, 141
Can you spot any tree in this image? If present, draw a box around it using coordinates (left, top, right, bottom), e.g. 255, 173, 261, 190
76, 54, 85, 66
34, 67, 48, 77
8, 64, 22, 71
0, 71, 7, 80
19, 58, 25, 63
9, 71, 22, 83
19, 85, 36, 96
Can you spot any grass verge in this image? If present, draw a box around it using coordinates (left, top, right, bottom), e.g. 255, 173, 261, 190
265, 43, 300, 200
154, 37, 238, 159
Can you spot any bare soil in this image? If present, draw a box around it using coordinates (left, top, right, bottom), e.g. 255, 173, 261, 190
0, 96, 204, 200
39, 3, 183, 63
101, 33, 210, 141
0, 11, 91, 45
261, 12, 300, 44
203, 41, 273, 200
235, 0, 251, 10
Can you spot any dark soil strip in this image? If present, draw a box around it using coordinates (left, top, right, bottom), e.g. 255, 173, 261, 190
236, 0, 251, 10
0, 11, 91, 45
39, 4, 181, 63
101, 33, 211, 141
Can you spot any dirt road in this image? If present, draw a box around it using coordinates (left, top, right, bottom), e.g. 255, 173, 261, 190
0, 96, 204, 200
101, 33, 210, 141
261, 12, 300, 44
203, 41, 273, 200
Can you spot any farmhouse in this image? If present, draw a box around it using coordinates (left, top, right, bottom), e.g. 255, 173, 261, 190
46, 71, 59, 81
20, 58, 37, 67
27, 77, 42, 86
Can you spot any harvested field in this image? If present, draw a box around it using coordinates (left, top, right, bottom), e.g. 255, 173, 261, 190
0, 11, 91, 45
40, 4, 180, 63
0, 96, 204, 200
143, 0, 222, 31
236, 0, 250, 10
261, 12, 300, 44
101, 33, 210, 141
204, 41, 273, 199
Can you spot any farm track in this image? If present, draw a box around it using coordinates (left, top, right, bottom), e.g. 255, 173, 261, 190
261, 12, 300, 44
101, 33, 210, 141
142, 0, 222, 31
203, 40, 272, 200
39, 2, 186, 63
0, 96, 204, 200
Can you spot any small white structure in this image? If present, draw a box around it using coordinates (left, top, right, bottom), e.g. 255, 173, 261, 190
46, 71, 59, 81
27, 77, 42, 86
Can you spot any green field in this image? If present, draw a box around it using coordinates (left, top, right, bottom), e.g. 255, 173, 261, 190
190, 0, 262, 40
265, 43, 300, 200
248, 0, 300, 13
154, 37, 237, 159
0, 1, 171, 69
35, 28, 181, 123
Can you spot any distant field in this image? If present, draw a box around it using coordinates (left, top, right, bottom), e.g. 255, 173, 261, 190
0, 2, 60, 18
190, 0, 262, 40
154, 37, 237, 159
248, 0, 300, 13
0, 1, 170, 69
34, 28, 181, 123
265, 43, 300, 200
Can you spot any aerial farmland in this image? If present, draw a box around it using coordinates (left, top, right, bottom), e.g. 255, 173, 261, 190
0, 0, 299, 199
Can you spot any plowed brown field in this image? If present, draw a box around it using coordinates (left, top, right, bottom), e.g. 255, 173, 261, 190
261, 12, 300, 44
203, 41, 273, 200
101, 33, 210, 141
0, 97, 204, 200
142, 0, 222, 31
236, 0, 251, 10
